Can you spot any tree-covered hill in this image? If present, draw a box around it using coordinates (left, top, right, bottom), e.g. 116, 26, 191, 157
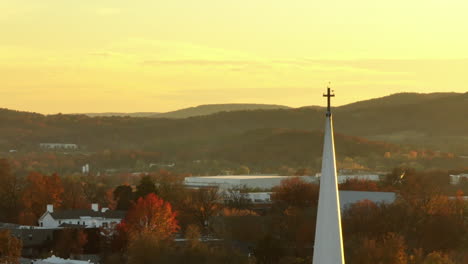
0, 92, 466, 157
82, 103, 290, 118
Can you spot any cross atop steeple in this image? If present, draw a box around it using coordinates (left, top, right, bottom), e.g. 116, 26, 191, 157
323, 84, 335, 116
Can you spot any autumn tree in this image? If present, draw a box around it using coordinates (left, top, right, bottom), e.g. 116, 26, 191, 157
423, 251, 454, 264
120, 193, 179, 240
135, 175, 157, 200
20, 172, 64, 225
0, 230, 22, 264
271, 177, 319, 209
0, 159, 23, 222
62, 175, 89, 209
126, 233, 174, 264
183, 187, 222, 229
253, 234, 285, 264
346, 232, 408, 264
113, 185, 134, 210
223, 187, 253, 210
339, 178, 379, 192
54, 228, 88, 258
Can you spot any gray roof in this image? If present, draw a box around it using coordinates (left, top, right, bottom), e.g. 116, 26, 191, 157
339, 190, 396, 211
8, 228, 55, 247
50, 210, 126, 220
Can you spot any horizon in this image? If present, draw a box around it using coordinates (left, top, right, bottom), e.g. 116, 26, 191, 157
4, 90, 464, 115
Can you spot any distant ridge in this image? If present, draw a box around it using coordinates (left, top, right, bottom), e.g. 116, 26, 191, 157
84, 112, 159, 117
1, 92, 466, 154
83, 104, 290, 118
337, 92, 458, 111
149, 104, 290, 119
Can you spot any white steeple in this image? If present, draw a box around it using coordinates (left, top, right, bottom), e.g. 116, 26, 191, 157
313, 87, 345, 264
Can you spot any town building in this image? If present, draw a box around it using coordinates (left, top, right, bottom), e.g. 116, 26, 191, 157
38, 204, 125, 228
184, 175, 319, 190
39, 143, 78, 150
449, 173, 468, 184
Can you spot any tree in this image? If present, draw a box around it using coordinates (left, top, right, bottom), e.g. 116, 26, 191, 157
54, 228, 88, 258
423, 252, 454, 264
62, 175, 89, 209
20, 172, 64, 225
234, 165, 250, 175
135, 175, 157, 200
0, 230, 22, 264
253, 234, 285, 264
113, 185, 134, 210
184, 187, 222, 229
223, 187, 253, 210
126, 232, 174, 264
120, 193, 179, 240
271, 177, 319, 209
0, 159, 23, 222
347, 232, 408, 264
339, 178, 379, 192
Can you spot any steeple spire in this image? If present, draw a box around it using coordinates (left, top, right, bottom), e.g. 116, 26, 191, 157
313, 88, 345, 264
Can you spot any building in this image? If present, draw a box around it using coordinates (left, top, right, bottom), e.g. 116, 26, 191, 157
39, 143, 78, 150
184, 175, 319, 190
38, 204, 125, 228
33, 255, 94, 264
236, 191, 396, 211
449, 173, 468, 185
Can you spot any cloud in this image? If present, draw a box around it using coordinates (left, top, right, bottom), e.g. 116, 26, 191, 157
141, 59, 256, 67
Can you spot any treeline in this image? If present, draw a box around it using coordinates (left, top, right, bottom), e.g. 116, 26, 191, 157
2, 128, 465, 176
1, 92, 467, 154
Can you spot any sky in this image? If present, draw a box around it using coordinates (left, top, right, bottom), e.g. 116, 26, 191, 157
1, 0, 468, 114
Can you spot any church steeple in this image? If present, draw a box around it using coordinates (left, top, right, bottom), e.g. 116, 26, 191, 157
313, 87, 345, 264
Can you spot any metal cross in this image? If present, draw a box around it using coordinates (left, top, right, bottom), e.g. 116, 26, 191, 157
323, 85, 335, 115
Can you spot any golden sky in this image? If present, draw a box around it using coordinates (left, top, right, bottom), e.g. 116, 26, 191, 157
1, 0, 467, 114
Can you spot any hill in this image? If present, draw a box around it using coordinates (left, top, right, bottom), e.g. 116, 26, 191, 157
0, 92, 466, 172
83, 112, 160, 117
149, 104, 291, 118
82, 104, 290, 118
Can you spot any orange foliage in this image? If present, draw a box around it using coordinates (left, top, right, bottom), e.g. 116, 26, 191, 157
119, 193, 179, 241
20, 172, 64, 225
271, 177, 319, 208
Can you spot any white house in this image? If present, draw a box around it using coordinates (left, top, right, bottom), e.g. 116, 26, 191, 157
38, 204, 125, 228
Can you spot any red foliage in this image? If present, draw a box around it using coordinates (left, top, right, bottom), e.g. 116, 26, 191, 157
119, 193, 179, 241
19, 172, 64, 225
271, 177, 319, 208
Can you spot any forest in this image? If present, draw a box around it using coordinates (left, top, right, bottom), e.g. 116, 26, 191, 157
1, 158, 468, 264
0, 92, 467, 175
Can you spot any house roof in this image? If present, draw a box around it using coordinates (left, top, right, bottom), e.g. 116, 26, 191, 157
9, 228, 55, 247
50, 210, 126, 220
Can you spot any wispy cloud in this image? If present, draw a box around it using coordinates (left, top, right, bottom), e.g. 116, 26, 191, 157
141, 60, 256, 66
